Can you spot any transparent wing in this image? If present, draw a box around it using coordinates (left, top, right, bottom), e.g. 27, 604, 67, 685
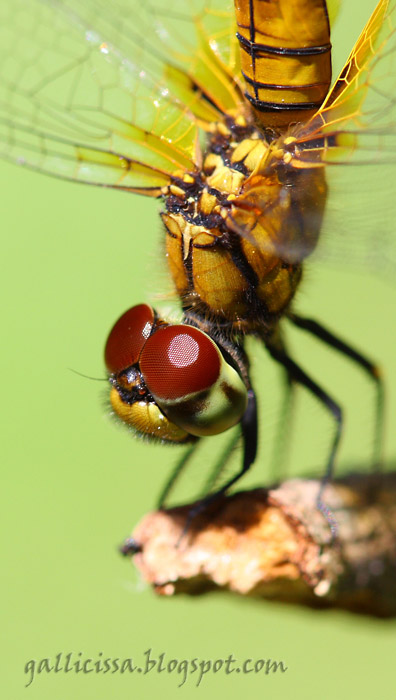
1, 0, 395, 277
291, 0, 396, 276
326, 0, 342, 27
292, 0, 396, 166
0, 0, 242, 194
229, 0, 396, 278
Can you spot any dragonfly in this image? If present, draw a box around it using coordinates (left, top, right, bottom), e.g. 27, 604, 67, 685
1, 0, 395, 517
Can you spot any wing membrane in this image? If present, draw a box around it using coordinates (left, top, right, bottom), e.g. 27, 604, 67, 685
232, 0, 396, 275
291, 0, 396, 165
0, 0, 242, 192
1, 0, 395, 277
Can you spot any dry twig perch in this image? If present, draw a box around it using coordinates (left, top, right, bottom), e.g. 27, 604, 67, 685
122, 473, 396, 616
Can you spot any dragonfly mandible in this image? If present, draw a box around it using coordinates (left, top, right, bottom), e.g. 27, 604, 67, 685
1, 0, 395, 514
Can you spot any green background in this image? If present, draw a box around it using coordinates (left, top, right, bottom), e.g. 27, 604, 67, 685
2, 0, 396, 698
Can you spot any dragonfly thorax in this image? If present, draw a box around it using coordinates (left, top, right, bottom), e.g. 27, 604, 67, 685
162, 118, 326, 337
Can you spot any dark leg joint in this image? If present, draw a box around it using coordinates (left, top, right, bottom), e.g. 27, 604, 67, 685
267, 341, 343, 537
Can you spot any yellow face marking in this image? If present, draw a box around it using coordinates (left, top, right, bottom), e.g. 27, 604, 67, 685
109, 388, 189, 443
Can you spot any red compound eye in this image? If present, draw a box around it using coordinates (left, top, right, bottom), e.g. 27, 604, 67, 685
139, 325, 221, 401
105, 304, 154, 374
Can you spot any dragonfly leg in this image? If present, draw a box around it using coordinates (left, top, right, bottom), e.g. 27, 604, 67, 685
266, 341, 342, 530
198, 429, 242, 497
288, 312, 385, 470
157, 441, 199, 510
268, 368, 295, 484
180, 388, 258, 537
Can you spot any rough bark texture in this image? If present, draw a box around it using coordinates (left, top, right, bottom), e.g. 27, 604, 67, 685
122, 473, 396, 616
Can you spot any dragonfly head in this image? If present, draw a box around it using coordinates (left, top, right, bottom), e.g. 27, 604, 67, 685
104, 304, 248, 444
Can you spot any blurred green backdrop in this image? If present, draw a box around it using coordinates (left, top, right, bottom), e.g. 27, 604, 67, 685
1, 1, 396, 698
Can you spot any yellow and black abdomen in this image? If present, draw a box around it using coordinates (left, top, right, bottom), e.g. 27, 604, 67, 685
235, 0, 331, 129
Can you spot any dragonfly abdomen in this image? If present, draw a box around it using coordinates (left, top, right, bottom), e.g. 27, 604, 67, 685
235, 0, 332, 129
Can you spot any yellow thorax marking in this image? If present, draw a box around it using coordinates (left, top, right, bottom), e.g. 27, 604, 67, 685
166, 212, 218, 261
169, 184, 186, 197
182, 222, 220, 260
206, 163, 245, 194
200, 189, 218, 215
230, 136, 271, 176
182, 222, 193, 260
